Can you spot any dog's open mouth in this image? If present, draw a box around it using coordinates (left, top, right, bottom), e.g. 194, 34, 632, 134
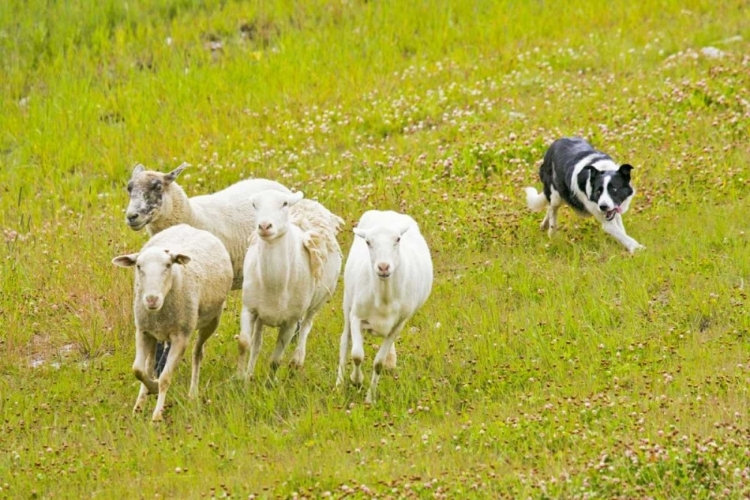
605, 207, 622, 221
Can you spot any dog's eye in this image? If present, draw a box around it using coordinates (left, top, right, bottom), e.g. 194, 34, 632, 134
611, 187, 618, 193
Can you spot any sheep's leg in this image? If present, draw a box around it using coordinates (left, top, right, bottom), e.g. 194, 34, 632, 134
291, 294, 328, 368
336, 313, 351, 387
132, 330, 158, 414
384, 344, 397, 370
246, 316, 264, 378
290, 315, 314, 369
349, 315, 365, 386
189, 314, 220, 399
237, 305, 252, 379
269, 322, 296, 378
365, 319, 407, 405
152, 334, 188, 422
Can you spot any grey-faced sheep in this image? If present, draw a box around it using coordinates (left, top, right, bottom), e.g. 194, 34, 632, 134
113, 224, 233, 421
124, 163, 291, 290
336, 210, 433, 404
238, 190, 343, 380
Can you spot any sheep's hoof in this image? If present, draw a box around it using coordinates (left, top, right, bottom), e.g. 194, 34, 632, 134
151, 411, 164, 423
289, 353, 305, 369
265, 377, 278, 389
335, 369, 346, 388
350, 370, 364, 387
384, 352, 397, 370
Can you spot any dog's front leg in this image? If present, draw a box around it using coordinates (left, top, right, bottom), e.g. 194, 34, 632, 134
602, 217, 644, 253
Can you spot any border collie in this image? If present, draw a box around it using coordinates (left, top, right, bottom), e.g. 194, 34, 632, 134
524, 137, 644, 253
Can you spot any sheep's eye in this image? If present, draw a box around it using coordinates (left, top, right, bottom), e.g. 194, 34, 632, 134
282, 201, 288, 208
126, 183, 133, 193
366, 240, 371, 247
136, 264, 141, 270
166, 263, 172, 269
396, 237, 401, 243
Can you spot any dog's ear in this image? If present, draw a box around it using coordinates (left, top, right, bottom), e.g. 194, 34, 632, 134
583, 165, 600, 180
619, 164, 633, 179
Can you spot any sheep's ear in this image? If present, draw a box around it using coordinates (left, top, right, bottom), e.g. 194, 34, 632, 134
132, 164, 145, 176
289, 191, 304, 206
171, 253, 191, 266
112, 254, 138, 267
353, 228, 368, 239
164, 162, 189, 185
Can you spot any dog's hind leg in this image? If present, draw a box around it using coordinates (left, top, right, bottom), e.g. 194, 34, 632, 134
546, 189, 562, 237
541, 212, 550, 231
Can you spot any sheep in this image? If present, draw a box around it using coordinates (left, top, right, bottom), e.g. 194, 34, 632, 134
125, 163, 291, 374
336, 210, 433, 404
125, 163, 291, 290
112, 224, 233, 422
237, 189, 343, 380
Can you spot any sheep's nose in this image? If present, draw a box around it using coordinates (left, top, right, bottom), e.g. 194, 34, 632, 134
377, 263, 390, 273
127, 213, 139, 222
258, 222, 272, 231
145, 295, 159, 307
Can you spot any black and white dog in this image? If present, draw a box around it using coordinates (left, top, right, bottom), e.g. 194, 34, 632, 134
524, 137, 644, 253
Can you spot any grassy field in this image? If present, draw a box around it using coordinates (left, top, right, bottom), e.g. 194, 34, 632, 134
2, 0, 750, 497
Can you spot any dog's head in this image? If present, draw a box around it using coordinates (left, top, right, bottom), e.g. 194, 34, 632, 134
583, 164, 635, 221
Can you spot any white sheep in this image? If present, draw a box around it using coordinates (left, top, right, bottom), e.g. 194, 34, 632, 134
336, 210, 433, 404
237, 190, 343, 380
125, 163, 291, 290
112, 224, 233, 421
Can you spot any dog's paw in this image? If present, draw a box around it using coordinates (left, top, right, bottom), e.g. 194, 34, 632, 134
628, 243, 646, 254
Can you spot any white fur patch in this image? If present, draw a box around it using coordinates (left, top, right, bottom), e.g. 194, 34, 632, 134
598, 177, 614, 210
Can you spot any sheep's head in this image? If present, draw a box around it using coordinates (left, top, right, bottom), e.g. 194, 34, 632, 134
353, 224, 410, 280
251, 190, 304, 241
125, 163, 187, 230
112, 248, 191, 311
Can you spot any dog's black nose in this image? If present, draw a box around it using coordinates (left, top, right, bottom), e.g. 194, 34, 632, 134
599, 205, 609, 212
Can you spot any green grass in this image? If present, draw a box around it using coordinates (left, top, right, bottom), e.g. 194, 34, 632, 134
2, 0, 750, 497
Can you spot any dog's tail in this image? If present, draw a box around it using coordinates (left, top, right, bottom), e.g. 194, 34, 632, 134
524, 187, 548, 212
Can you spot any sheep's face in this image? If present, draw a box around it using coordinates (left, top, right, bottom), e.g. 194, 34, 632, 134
112, 248, 191, 311
125, 164, 187, 230
251, 190, 304, 241
353, 224, 410, 280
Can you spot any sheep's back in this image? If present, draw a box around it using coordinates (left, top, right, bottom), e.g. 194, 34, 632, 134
189, 179, 290, 289
144, 224, 233, 300
290, 199, 344, 283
